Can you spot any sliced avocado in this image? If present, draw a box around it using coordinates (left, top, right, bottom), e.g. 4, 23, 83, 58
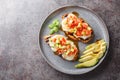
98, 39, 105, 43
97, 51, 104, 59
101, 46, 106, 53
101, 42, 106, 46
96, 45, 106, 59
85, 39, 105, 50
75, 39, 107, 68
79, 55, 93, 63
85, 43, 95, 50
83, 47, 94, 54
97, 46, 106, 59
93, 47, 101, 53
75, 58, 98, 68
81, 51, 93, 58
93, 48, 106, 59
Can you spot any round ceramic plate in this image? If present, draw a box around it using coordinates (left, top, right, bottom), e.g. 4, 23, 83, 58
39, 6, 109, 75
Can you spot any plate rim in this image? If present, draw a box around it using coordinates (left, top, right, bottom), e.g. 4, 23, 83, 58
39, 5, 110, 75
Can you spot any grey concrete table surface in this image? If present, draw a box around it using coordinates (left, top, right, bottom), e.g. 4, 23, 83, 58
0, 0, 120, 80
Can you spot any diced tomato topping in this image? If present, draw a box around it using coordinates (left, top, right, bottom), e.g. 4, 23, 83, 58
67, 15, 79, 28
67, 45, 71, 49
60, 41, 65, 45
82, 29, 87, 32
82, 23, 88, 29
59, 38, 66, 45
66, 14, 92, 37
68, 48, 78, 56
77, 27, 82, 31
88, 30, 92, 35
63, 48, 67, 52
68, 21, 78, 28
75, 25, 92, 36
62, 38, 66, 43
74, 48, 78, 53
52, 38, 56, 42
60, 41, 63, 45
57, 49, 63, 54
68, 22, 73, 28
68, 52, 73, 56
76, 31, 81, 36
85, 30, 89, 36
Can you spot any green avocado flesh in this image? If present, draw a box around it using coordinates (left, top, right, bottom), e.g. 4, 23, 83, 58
75, 39, 107, 68
75, 58, 98, 68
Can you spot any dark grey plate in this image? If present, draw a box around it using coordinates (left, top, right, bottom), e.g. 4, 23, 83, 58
39, 6, 109, 75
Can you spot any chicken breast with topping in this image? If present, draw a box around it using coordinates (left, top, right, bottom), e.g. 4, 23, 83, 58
62, 13, 94, 43
44, 35, 79, 61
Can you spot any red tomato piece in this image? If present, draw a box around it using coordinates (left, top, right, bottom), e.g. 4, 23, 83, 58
85, 30, 89, 36
68, 52, 73, 56
87, 30, 92, 36
74, 48, 78, 53
77, 27, 83, 31
68, 22, 72, 28
57, 49, 64, 54
67, 45, 71, 49
52, 38, 56, 42
62, 38, 66, 43
68, 48, 78, 56
82, 23, 88, 29
88, 30, 92, 34
67, 17, 79, 28
60, 41, 63, 45
82, 29, 87, 32
76, 31, 81, 36
60, 41, 65, 45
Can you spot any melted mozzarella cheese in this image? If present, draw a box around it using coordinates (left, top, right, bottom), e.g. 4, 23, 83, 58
62, 53, 75, 61
51, 47, 57, 52
61, 13, 76, 32
48, 35, 65, 52
80, 35, 91, 40
61, 18, 71, 32
48, 41, 56, 52
73, 33, 91, 40
48, 35, 77, 53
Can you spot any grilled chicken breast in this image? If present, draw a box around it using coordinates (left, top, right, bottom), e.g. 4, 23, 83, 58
61, 13, 94, 43
44, 35, 79, 61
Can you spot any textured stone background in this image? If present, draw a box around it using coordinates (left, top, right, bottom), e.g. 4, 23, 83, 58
0, 0, 120, 80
